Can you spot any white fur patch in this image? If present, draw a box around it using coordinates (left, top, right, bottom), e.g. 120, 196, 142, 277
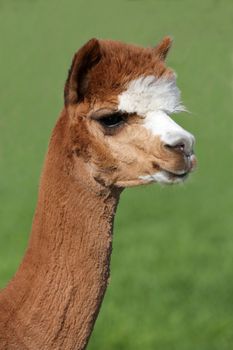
139, 171, 185, 185
119, 75, 185, 115
118, 75, 195, 153
144, 110, 194, 153
139, 171, 171, 184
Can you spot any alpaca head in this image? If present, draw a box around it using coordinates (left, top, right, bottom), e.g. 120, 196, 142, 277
64, 38, 196, 188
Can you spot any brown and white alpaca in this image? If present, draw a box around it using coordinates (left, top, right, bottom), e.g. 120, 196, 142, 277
0, 37, 196, 349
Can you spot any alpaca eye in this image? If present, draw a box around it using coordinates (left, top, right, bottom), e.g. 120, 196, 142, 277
99, 113, 126, 128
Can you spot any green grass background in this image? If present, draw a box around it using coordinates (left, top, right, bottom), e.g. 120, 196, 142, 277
0, 0, 233, 349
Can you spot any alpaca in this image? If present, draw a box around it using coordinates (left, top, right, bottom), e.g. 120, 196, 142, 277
0, 37, 196, 349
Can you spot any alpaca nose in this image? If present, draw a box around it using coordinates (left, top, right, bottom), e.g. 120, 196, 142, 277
164, 132, 195, 155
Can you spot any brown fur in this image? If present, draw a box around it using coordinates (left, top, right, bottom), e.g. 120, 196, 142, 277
0, 38, 195, 349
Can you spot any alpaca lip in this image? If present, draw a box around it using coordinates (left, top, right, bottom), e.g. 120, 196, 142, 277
141, 153, 197, 184
167, 170, 188, 178
164, 170, 189, 180
162, 169, 189, 182
164, 153, 197, 180
139, 168, 190, 185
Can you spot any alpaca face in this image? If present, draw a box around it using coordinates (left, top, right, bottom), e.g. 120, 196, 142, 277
115, 75, 196, 186
66, 38, 196, 188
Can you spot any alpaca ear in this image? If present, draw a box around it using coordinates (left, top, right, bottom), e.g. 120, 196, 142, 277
64, 38, 102, 105
153, 36, 172, 61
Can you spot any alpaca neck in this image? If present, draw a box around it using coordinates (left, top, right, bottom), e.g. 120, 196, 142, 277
1, 113, 121, 350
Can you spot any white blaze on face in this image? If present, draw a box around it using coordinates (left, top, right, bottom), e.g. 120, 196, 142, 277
118, 75, 195, 154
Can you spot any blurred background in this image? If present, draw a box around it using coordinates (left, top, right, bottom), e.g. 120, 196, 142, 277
0, 0, 233, 349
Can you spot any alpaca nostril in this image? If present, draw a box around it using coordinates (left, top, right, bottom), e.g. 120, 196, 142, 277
164, 134, 194, 155
165, 142, 186, 154
173, 143, 185, 152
